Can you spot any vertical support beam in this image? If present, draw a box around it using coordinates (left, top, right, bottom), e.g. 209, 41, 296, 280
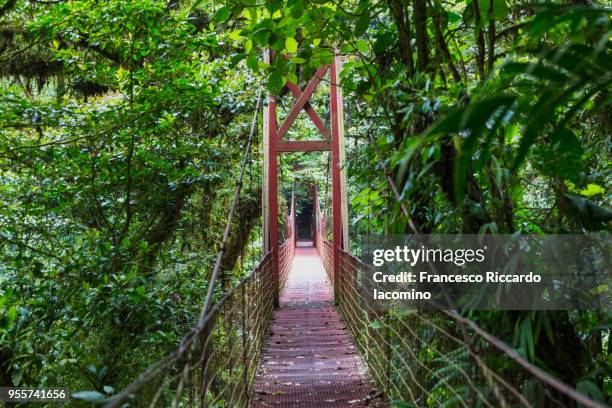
335, 54, 349, 251
330, 52, 343, 305
262, 50, 270, 254
264, 50, 280, 307
269, 100, 279, 307
269, 97, 279, 307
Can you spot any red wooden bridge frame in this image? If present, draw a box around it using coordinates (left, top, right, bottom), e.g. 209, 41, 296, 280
262, 50, 349, 306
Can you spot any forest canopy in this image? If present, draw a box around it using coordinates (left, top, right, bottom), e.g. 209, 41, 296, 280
0, 0, 610, 405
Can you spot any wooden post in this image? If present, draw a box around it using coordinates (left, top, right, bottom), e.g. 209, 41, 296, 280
330, 51, 345, 305
262, 50, 270, 254
336, 54, 349, 251
264, 50, 280, 307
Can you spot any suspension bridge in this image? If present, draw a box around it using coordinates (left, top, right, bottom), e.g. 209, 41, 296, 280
102, 53, 606, 408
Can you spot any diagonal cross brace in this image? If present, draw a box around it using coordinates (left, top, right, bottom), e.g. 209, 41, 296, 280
276, 65, 330, 141
286, 82, 330, 138
279, 53, 329, 138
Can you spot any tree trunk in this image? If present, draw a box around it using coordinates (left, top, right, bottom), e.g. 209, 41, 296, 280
413, 0, 429, 72
472, 0, 487, 80
388, 0, 414, 75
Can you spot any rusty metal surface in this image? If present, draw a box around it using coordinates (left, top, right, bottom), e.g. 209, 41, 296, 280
251, 245, 384, 407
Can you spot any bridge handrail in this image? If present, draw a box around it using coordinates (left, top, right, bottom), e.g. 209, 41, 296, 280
321, 242, 605, 408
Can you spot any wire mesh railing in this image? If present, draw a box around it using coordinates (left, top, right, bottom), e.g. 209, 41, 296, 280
104, 253, 271, 407
279, 196, 296, 292
320, 240, 333, 284
313, 190, 333, 285
278, 236, 294, 293
322, 246, 606, 408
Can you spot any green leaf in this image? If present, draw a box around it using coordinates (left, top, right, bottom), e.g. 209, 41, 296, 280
356, 39, 368, 53
354, 12, 370, 36
466, 0, 508, 25
290, 0, 304, 18
533, 128, 583, 181
448, 11, 461, 23
578, 184, 605, 197
576, 381, 606, 403
513, 78, 588, 170
267, 71, 285, 93
501, 62, 569, 83
229, 29, 243, 41
489, 0, 508, 20
214, 6, 230, 23
285, 37, 298, 53
247, 54, 258, 70
12, 370, 23, 386
518, 317, 535, 362
311, 48, 334, 66
253, 28, 271, 46
424, 95, 515, 202
368, 320, 383, 329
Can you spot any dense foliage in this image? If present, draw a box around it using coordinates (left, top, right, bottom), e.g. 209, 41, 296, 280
0, 0, 610, 405
0, 0, 266, 395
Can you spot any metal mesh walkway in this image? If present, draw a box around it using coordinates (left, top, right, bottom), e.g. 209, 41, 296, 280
251, 243, 384, 407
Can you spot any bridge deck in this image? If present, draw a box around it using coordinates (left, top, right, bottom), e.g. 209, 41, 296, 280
251, 243, 382, 407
